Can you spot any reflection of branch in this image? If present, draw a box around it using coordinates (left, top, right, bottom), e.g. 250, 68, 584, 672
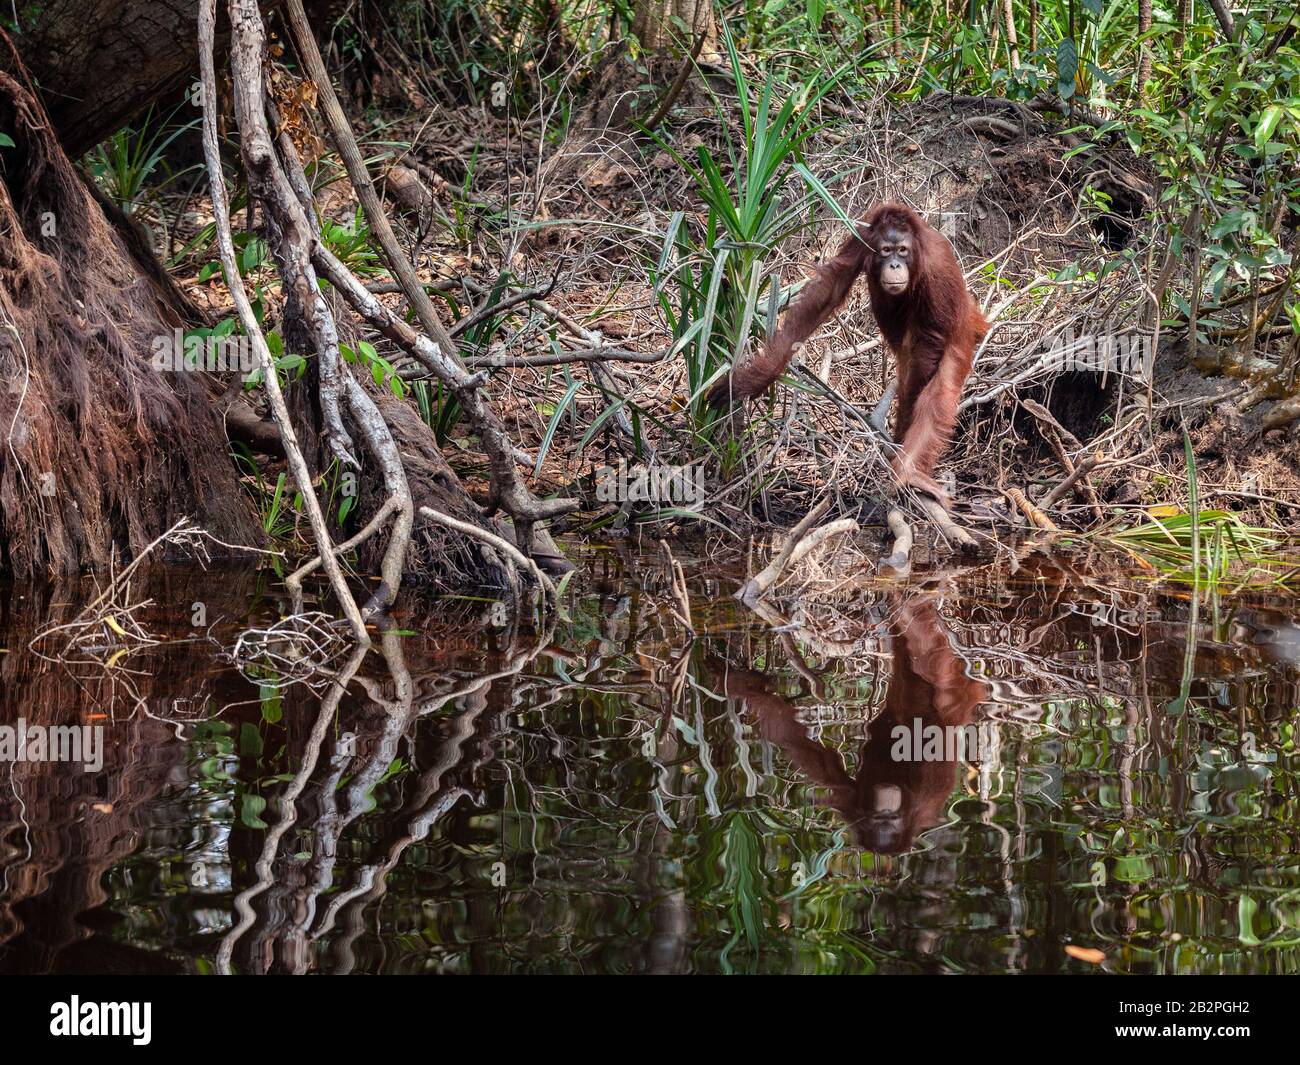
309, 630, 551, 971
216, 642, 369, 974
231, 613, 352, 690
220, 609, 554, 973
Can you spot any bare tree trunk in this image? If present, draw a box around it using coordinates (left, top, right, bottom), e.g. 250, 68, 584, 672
1003, 0, 1020, 68
1136, 0, 1152, 101
1206, 0, 1236, 40
632, 0, 718, 56
1175, 0, 1191, 57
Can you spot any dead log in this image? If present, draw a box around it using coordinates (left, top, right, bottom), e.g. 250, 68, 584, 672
5, 0, 332, 157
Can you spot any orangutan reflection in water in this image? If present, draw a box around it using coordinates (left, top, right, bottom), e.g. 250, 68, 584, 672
718, 593, 989, 854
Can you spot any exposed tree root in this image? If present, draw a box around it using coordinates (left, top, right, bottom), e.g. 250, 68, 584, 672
202, 0, 368, 641
0, 47, 263, 577
194, 0, 564, 632
418, 505, 556, 609
881, 508, 914, 573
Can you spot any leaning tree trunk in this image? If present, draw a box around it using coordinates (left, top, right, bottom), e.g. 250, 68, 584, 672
3, 0, 341, 157
631, 0, 718, 55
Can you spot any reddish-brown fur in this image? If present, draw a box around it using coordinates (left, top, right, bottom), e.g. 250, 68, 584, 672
708, 202, 988, 507
715, 594, 989, 853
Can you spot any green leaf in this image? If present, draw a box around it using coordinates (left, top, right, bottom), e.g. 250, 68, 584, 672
338, 492, 356, 524
793, 162, 856, 235
1255, 105, 1285, 149
579, 399, 627, 449
1057, 37, 1079, 100
534, 377, 582, 477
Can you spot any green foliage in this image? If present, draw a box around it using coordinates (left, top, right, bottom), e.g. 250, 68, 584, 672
321, 208, 385, 276
341, 340, 406, 399
84, 106, 200, 215
647, 19, 846, 441
1089, 436, 1290, 589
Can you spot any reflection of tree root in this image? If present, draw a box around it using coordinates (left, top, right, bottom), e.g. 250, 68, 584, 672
29, 518, 261, 664
231, 613, 353, 690
660, 540, 694, 634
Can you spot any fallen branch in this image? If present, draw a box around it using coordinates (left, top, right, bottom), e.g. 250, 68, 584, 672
737, 499, 860, 605
1041, 454, 1106, 510
880, 508, 914, 573
916, 495, 983, 550
1021, 398, 1104, 522
1006, 487, 1060, 531
418, 505, 556, 607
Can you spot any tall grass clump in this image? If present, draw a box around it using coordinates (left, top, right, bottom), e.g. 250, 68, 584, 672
1096, 434, 1290, 589
646, 19, 855, 460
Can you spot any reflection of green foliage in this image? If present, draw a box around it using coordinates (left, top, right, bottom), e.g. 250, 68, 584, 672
191, 718, 235, 789
717, 812, 770, 972
104, 544, 1300, 973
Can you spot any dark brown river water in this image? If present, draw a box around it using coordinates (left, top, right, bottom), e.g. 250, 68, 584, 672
2, 545, 1300, 974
